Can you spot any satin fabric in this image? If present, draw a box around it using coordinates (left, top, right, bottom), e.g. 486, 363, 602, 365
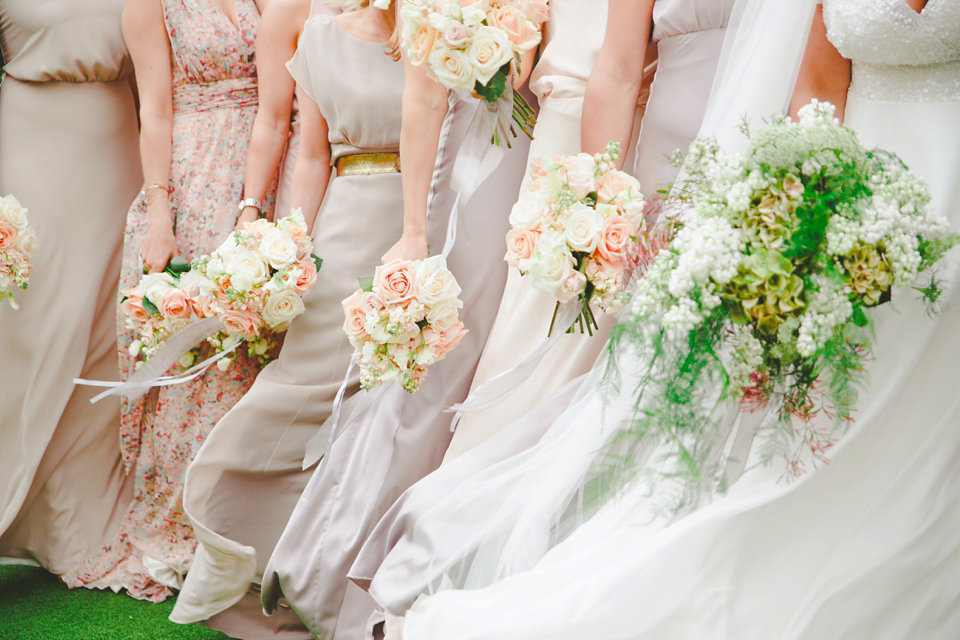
169, 12, 402, 637
0, 0, 138, 573
351, 0, 736, 620
398, 2, 960, 638
260, 67, 532, 640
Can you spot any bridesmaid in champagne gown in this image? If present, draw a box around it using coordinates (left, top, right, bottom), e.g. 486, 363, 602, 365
259, 10, 532, 640
349, 0, 737, 630
0, 0, 138, 573
168, 4, 404, 637
62, 0, 266, 602
439, 0, 654, 461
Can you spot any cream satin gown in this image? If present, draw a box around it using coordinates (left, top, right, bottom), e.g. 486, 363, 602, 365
441, 0, 651, 460
0, 0, 137, 573
399, 1, 960, 638
350, 0, 737, 624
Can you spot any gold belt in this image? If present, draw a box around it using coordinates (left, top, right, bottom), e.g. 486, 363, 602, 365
335, 152, 401, 176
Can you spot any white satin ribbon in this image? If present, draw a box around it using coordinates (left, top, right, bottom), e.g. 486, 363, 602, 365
75, 317, 238, 403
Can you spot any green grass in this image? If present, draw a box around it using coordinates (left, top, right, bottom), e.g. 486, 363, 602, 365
0, 564, 235, 639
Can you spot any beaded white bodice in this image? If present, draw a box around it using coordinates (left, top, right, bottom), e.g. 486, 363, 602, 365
823, 0, 960, 102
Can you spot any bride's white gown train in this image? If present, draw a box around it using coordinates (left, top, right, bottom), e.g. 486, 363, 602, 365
396, 0, 960, 638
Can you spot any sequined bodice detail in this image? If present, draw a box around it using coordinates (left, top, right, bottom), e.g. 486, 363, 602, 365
823, 0, 960, 102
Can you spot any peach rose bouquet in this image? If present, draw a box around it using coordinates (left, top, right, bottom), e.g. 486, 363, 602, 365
507, 142, 647, 334
395, 0, 548, 144
343, 255, 467, 393
0, 194, 37, 310
123, 210, 322, 370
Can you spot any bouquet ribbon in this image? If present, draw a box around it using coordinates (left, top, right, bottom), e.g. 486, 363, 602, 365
74, 317, 240, 403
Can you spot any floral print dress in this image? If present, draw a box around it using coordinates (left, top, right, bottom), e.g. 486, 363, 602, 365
62, 0, 268, 602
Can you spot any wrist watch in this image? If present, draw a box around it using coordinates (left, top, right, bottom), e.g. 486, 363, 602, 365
238, 197, 265, 219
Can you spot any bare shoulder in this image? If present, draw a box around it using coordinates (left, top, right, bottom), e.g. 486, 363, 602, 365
261, 0, 313, 27
122, 0, 165, 36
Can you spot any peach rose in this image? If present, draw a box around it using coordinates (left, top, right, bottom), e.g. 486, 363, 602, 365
488, 5, 540, 51
597, 172, 633, 204
192, 294, 219, 319
374, 259, 415, 303
159, 287, 193, 320
221, 309, 261, 340
597, 215, 637, 266
557, 269, 587, 304
292, 260, 319, 295
121, 293, 151, 323
518, 0, 549, 25
408, 22, 439, 66
438, 322, 468, 353
0, 220, 18, 251
242, 218, 274, 239
294, 237, 314, 260
342, 290, 370, 338
504, 227, 538, 267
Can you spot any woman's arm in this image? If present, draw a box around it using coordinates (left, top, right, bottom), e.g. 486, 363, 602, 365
236, 0, 312, 227
581, 0, 655, 165
123, 0, 177, 273
790, 5, 851, 121
380, 46, 449, 264
288, 93, 331, 233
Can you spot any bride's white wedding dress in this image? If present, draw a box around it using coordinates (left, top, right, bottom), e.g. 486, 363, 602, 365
389, 0, 960, 638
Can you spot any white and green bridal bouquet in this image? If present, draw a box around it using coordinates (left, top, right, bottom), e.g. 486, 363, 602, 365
608, 100, 958, 485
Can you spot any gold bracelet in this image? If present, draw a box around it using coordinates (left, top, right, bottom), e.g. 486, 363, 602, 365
142, 182, 168, 195
145, 190, 168, 206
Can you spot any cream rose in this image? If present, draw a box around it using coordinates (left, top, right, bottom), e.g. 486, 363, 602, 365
557, 269, 587, 304
564, 154, 597, 200
375, 259, 416, 303
425, 297, 462, 331
159, 287, 193, 320
140, 272, 177, 306
521, 230, 575, 294
504, 227, 538, 267
414, 258, 461, 306
0, 195, 28, 231
242, 218, 274, 239
428, 47, 475, 92
407, 20, 439, 66
262, 288, 305, 329
468, 26, 512, 85
508, 190, 549, 230
221, 309, 261, 339
562, 204, 604, 254
16, 225, 37, 254
225, 247, 269, 291
259, 229, 299, 270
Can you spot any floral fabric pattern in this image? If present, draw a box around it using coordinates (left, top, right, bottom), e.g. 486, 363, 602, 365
62, 0, 268, 602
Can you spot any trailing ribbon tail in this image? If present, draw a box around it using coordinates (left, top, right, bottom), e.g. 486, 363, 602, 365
75, 316, 235, 403
447, 300, 581, 431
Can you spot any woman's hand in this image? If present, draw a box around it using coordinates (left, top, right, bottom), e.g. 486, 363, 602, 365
382, 231, 428, 264
140, 207, 178, 273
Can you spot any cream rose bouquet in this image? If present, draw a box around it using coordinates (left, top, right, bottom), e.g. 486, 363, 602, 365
343, 256, 468, 393
0, 194, 37, 310
506, 142, 647, 334
396, 0, 548, 144
123, 210, 321, 370
188, 209, 321, 368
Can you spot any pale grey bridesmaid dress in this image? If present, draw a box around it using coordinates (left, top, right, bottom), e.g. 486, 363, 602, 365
0, 0, 138, 573
259, 33, 532, 640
